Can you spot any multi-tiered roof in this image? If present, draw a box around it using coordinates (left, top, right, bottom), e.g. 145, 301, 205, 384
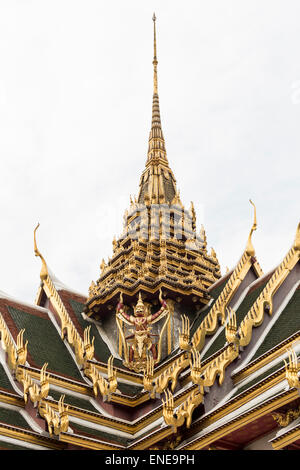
0, 15, 298, 451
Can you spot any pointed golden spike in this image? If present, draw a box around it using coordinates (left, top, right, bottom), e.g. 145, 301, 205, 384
246, 199, 257, 257
34, 223, 49, 281
152, 12, 158, 94
294, 222, 300, 251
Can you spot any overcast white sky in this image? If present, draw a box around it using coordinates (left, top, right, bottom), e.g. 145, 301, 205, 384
0, 0, 299, 303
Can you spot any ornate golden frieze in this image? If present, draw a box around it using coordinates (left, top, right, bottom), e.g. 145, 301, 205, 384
191, 252, 253, 352
0, 310, 70, 439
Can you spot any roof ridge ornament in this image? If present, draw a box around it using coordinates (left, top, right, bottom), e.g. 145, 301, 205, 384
245, 199, 257, 257
34, 223, 49, 281
294, 222, 300, 252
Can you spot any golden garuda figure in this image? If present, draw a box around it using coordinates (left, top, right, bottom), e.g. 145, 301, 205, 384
116, 290, 170, 372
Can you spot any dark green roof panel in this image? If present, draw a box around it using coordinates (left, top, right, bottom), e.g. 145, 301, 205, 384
69, 299, 123, 368
7, 306, 83, 382
0, 362, 15, 393
49, 389, 98, 413
0, 407, 31, 430
252, 289, 300, 361
203, 280, 268, 361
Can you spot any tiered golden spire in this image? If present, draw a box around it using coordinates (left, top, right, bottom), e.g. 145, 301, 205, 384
138, 14, 177, 205
85, 15, 221, 320
146, 12, 168, 166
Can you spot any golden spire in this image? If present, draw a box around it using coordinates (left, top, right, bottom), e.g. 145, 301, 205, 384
138, 14, 177, 205
153, 13, 158, 94
146, 13, 168, 167
34, 223, 49, 281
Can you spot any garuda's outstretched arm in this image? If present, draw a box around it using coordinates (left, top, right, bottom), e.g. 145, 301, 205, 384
117, 293, 132, 324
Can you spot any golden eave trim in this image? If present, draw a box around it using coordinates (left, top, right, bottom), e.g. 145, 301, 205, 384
187, 367, 287, 434
271, 425, 300, 450
0, 423, 64, 450
18, 365, 93, 396
128, 426, 173, 450
0, 391, 24, 408
59, 432, 124, 450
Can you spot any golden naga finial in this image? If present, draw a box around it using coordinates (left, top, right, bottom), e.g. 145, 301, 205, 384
152, 12, 158, 94
294, 222, 300, 252
245, 199, 257, 257
34, 223, 48, 281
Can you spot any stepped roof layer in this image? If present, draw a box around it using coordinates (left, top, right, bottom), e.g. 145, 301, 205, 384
0, 222, 298, 450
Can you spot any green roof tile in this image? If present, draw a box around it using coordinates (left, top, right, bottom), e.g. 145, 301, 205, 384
252, 289, 300, 361
117, 382, 143, 397
69, 299, 123, 368
231, 362, 284, 399
0, 441, 31, 450
7, 306, 83, 382
203, 280, 268, 361
0, 362, 15, 393
190, 277, 229, 338
0, 406, 31, 430
70, 421, 130, 446
48, 389, 98, 413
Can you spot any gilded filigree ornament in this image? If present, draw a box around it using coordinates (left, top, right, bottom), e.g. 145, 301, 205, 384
34, 225, 119, 399
239, 244, 300, 348
143, 352, 190, 397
